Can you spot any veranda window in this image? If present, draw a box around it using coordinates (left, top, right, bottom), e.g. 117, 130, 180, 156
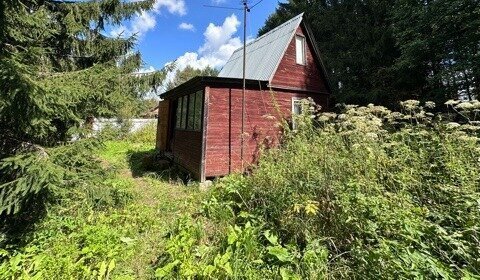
175, 90, 203, 131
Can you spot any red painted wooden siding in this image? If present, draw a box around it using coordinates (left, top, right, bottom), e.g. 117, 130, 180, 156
204, 87, 328, 178
172, 130, 202, 178
271, 26, 328, 93
167, 22, 332, 179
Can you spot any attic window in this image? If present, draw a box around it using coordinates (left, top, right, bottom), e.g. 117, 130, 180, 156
295, 35, 306, 65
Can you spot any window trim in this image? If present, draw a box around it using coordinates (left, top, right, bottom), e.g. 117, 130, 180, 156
292, 97, 303, 115
292, 97, 303, 130
180, 95, 188, 129
295, 34, 306, 66
174, 90, 204, 132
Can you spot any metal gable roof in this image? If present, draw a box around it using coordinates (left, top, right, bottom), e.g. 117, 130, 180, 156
218, 13, 304, 82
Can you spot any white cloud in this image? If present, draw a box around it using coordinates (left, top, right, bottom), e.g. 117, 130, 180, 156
136, 66, 156, 74
152, 0, 186, 15
132, 11, 157, 36
179, 22, 195, 31
211, 0, 226, 4
163, 14, 242, 91
134, 66, 162, 99
111, 0, 186, 38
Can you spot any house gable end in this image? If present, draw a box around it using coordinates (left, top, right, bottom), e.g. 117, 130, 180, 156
270, 22, 330, 94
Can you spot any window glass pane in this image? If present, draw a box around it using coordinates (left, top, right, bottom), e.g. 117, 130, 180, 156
175, 98, 182, 128
293, 99, 302, 115
194, 91, 203, 130
187, 93, 195, 130
180, 95, 188, 129
295, 36, 305, 65
292, 98, 302, 130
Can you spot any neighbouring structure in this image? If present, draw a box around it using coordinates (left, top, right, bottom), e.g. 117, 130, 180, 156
156, 13, 331, 181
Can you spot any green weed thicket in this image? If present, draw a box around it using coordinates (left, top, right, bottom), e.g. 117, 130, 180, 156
157, 100, 480, 279
0, 124, 174, 279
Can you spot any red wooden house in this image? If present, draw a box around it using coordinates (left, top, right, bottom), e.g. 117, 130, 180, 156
156, 13, 331, 181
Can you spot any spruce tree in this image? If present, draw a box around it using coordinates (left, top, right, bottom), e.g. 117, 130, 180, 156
0, 0, 166, 157
259, 0, 480, 107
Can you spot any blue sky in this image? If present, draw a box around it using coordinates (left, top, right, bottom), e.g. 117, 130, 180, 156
110, 0, 281, 80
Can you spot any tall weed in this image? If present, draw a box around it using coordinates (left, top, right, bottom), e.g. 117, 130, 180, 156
158, 99, 480, 279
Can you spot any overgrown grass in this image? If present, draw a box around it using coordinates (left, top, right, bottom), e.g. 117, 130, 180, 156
156, 100, 480, 279
2, 102, 479, 279
0, 123, 202, 279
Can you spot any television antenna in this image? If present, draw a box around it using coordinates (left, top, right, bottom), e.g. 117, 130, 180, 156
204, 0, 264, 171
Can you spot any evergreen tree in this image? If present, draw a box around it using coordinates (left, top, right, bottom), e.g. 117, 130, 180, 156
260, 0, 480, 107
0, 0, 166, 157
391, 0, 480, 103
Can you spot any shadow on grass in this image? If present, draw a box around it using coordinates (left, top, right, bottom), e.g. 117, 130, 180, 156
126, 149, 192, 183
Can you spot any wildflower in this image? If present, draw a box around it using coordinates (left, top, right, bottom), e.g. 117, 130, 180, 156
318, 113, 337, 122
446, 122, 461, 129
458, 135, 478, 142
445, 100, 460, 106
304, 201, 319, 216
293, 204, 302, 214
471, 100, 480, 109
338, 114, 347, 120
389, 112, 404, 120
455, 102, 474, 111
366, 132, 378, 140
318, 115, 330, 122
414, 111, 426, 119
345, 105, 358, 110
323, 113, 337, 119
401, 100, 421, 110
460, 125, 480, 131
425, 101, 436, 109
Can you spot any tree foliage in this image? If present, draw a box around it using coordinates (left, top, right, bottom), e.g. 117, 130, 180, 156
0, 0, 166, 157
165, 65, 219, 91
0, 0, 167, 215
259, 0, 480, 107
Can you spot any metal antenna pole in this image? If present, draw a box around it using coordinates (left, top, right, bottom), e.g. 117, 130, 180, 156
241, 0, 249, 171
203, 0, 265, 173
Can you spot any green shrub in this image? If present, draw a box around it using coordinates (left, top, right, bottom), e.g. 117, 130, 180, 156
0, 139, 102, 216
126, 121, 157, 144
158, 99, 480, 279
0, 138, 139, 279
97, 119, 134, 141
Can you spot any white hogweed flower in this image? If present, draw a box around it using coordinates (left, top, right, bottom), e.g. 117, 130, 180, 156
425, 101, 436, 109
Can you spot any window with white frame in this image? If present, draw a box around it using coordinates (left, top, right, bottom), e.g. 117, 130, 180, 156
292, 98, 303, 129
295, 35, 306, 65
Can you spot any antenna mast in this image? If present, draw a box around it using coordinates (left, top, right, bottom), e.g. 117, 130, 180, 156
240, 0, 250, 171
204, 0, 264, 172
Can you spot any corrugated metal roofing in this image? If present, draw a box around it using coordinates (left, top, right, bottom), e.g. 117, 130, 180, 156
218, 13, 304, 82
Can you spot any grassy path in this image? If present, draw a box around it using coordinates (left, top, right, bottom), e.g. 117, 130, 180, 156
99, 141, 202, 279
0, 131, 204, 279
